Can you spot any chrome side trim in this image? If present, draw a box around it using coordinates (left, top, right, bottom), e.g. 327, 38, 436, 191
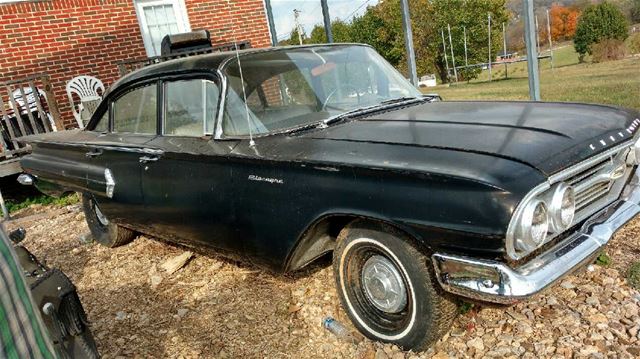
104, 169, 115, 198
27, 140, 164, 155
433, 168, 640, 304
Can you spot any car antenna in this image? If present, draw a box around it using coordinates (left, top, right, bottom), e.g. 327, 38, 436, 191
232, 35, 255, 147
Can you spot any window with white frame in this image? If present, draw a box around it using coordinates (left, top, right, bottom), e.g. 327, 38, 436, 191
134, 0, 191, 57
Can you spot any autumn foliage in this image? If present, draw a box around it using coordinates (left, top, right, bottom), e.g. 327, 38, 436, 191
547, 4, 580, 41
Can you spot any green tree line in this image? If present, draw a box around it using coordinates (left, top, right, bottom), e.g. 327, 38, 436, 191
280, 0, 509, 83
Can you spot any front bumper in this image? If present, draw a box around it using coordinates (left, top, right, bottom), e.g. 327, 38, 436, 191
432, 170, 640, 304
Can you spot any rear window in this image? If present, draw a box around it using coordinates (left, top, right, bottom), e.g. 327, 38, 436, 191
113, 85, 157, 134
164, 79, 219, 136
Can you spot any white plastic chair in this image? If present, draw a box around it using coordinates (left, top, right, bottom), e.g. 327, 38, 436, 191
66, 76, 105, 129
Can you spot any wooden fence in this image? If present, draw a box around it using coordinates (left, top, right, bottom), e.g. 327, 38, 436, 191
0, 74, 63, 162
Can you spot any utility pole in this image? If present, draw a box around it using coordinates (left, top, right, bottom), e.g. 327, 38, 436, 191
400, 0, 418, 86
503, 22, 508, 79
441, 29, 450, 82
447, 24, 457, 82
524, 0, 541, 100
488, 13, 492, 82
546, 8, 554, 69
535, 15, 540, 54
264, 0, 277, 45
320, 0, 333, 43
463, 26, 468, 67
293, 9, 303, 45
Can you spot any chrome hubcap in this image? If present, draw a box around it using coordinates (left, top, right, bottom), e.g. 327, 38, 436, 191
361, 255, 407, 313
94, 203, 109, 226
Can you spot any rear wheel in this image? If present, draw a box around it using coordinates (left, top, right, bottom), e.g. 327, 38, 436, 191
333, 221, 457, 351
82, 194, 136, 248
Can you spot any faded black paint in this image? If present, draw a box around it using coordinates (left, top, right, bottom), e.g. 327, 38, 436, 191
17, 45, 640, 273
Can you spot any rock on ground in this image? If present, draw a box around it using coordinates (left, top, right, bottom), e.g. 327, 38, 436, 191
6, 203, 640, 358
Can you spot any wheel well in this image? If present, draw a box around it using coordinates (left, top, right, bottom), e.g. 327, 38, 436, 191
284, 214, 424, 272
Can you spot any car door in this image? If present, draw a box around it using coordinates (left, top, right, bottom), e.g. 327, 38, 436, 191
85, 82, 160, 229
139, 77, 241, 251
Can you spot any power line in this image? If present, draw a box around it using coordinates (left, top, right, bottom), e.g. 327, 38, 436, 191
341, 0, 371, 22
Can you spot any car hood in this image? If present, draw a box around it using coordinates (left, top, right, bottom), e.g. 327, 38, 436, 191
304, 101, 640, 175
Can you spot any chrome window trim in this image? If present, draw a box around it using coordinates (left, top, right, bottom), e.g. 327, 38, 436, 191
506, 140, 634, 260
214, 69, 227, 140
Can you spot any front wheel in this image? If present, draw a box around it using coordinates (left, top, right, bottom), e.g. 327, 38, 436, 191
333, 221, 457, 351
82, 194, 136, 248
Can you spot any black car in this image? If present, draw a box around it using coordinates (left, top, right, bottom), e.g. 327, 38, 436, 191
17, 44, 640, 351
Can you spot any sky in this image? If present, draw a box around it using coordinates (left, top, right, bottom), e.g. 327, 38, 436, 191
270, 0, 380, 42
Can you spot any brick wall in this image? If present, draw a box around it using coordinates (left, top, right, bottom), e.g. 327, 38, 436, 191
0, 0, 272, 129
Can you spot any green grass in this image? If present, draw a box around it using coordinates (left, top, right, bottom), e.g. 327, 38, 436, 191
430, 44, 640, 110
628, 262, 640, 290
596, 252, 612, 267
3, 192, 80, 216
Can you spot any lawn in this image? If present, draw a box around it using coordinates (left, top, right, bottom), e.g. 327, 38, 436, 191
429, 45, 640, 110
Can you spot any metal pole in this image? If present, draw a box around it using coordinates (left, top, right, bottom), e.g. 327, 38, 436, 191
264, 0, 278, 45
535, 15, 540, 54
463, 26, 468, 67
320, 0, 333, 43
447, 24, 458, 82
524, 0, 541, 100
488, 13, 492, 82
294, 9, 303, 45
546, 8, 554, 69
503, 22, 508, 79
441, 29, 450, 82
400, 0, 418, 86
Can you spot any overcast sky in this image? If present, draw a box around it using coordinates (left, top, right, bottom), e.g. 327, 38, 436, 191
270, 0, 380, 42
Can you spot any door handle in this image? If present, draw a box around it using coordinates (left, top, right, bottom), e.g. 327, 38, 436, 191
139, 155, 160, 163
85, 149, 103, 158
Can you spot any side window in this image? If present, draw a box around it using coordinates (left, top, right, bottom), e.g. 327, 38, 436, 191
164, 79, 219, 136
92, 110, 109, 132
113, 85, 157, 134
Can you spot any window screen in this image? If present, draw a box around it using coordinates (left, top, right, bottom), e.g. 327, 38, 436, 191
164, 80, 219, 136
113, 85, 157, 134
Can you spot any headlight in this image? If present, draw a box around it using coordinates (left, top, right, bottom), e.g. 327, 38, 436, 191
515, 200, 549, 252
549, 184, 575, 231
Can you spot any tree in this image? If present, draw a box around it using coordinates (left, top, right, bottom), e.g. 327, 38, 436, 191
307, 20, 352, 44
632, 0, 640, 23
547, 4, 580, 41
432, 0, 509, 82
574, 2, 629, 58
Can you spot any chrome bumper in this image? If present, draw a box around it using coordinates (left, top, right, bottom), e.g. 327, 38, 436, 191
432, 170, 640, 304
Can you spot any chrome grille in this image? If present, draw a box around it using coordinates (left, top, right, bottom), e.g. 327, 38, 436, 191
563, 144, 633, 225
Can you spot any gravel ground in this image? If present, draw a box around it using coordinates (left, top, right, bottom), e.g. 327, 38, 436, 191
6, 203, 640, 358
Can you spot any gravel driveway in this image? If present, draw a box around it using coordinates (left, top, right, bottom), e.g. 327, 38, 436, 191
7, 203, 640, 358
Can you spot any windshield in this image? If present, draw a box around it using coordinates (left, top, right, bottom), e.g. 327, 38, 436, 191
221, 45, 421, 136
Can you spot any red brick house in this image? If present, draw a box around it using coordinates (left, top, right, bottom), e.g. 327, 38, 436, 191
0, 0, 273, 128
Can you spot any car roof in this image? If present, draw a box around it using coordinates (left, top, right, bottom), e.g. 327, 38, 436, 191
106, 43, 370, 97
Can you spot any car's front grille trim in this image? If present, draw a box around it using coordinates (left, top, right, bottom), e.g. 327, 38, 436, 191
536, 141, 634, 251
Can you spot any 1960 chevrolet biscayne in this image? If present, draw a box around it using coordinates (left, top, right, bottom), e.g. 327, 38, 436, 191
17, 44, 640, 350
